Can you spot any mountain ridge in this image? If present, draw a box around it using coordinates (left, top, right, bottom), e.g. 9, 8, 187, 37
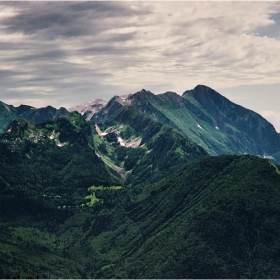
90, 85, 280, 163
1, 85, 280, 163
0, 85, 280, 163
0, 101, 69, 133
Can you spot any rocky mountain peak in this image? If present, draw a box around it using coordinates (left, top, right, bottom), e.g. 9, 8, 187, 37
133, 89, 153, 97
182, 84, 234, 114
140, 88, 148, 93
16, 104, 35, 115
183, 84, 223, 99
157, 91, 181, 103
68, 99, 107, 120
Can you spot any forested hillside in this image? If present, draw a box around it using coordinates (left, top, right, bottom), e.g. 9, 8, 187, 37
111, 155, 280, 278
1, 155, 280, 278
0, 112, 121, 208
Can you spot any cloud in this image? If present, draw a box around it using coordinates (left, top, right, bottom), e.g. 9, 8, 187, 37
0, 1, 280, 115
2, 2, 151, 39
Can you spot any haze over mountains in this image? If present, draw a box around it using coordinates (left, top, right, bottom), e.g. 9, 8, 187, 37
1, 85, 280, 278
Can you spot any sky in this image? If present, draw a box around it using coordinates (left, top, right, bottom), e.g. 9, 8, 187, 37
1, 1, 280, 131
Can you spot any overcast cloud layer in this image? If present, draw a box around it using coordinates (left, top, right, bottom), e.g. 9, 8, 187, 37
1, 2, 280, 131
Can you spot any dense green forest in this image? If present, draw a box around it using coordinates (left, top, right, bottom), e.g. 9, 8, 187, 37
1, 154, 280, 278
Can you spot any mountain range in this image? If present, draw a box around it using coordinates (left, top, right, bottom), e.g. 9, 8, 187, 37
90, 85, 280, 163
1, 85, 280, 278
1, 85, 280, 164
0, 101, 68, 133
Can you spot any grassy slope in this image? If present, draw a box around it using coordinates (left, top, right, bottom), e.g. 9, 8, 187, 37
0, 114, 123, 278
0, 102, 17, 133
184, 86, 280, 159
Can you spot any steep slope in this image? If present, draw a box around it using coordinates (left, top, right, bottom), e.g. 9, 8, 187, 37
183, 85, 280, 161
91, 98, 208, 187
0, 101, 17, 133
119, 86, 280, 163
0, 112, 122, 278
0, 101, 69, 133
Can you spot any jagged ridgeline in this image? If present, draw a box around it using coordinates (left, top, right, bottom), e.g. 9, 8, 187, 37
1, 155, 280, 278
0, 101, 69, 133
2, 85, 280, 164
93, 85, 280, 163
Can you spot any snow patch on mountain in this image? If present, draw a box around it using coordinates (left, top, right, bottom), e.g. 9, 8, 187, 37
57, 142, 66, 147
104, 125, 124, 135
95, 123, 142, 148
117, 136, 142, 148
